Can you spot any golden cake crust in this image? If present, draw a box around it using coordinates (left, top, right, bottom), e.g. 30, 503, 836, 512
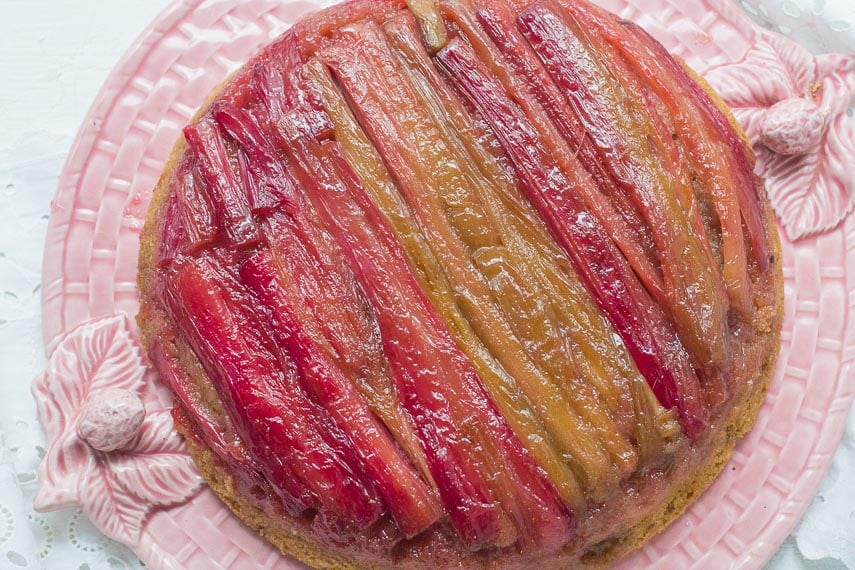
136, 8, 784, 568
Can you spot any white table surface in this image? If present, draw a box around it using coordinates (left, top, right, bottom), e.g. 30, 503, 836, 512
0, 0, 852, 568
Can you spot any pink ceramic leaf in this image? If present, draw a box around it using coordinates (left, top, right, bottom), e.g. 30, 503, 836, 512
763, 31, 817, 93
816, 54, 855, 116
706, 40, 796, 107
109, 410, 203, 505
129, 410, 188, 454
760, 113, 855, 240
33, 348, 87, 441
705, 25, 855, 241
32, 314, 145, 433
33, 313, 148, 512
33, 429, 92, 511
84, 316, 147, 396
732, 107, 768, 142
817, 53, 855, 84
33, 313, 202, 544
81, 463, 150, 545
754, 52, 855, 240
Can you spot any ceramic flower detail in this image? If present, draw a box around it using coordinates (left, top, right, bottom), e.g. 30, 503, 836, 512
32, 314, 202, 546
705, 30, 855, 240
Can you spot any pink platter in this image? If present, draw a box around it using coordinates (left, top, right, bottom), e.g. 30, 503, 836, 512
33, 0, 855, 568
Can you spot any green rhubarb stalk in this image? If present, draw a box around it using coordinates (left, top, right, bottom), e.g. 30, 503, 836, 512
406, 0, 448, 50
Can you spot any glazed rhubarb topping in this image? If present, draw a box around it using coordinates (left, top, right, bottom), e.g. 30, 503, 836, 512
144, 0, 777, 558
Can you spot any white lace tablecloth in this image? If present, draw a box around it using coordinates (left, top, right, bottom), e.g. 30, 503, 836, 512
0, 0, 852, 568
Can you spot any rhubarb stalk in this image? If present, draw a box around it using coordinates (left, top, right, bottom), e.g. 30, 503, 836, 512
164, 256, 383, 525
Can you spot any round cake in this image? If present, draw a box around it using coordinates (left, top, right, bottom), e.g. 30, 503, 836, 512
137, 0, 783, 567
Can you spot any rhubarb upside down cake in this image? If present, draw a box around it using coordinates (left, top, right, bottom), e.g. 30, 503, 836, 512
137, 0, 783, 567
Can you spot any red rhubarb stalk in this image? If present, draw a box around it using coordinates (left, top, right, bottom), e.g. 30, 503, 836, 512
214, 99, 435, 486
183, 118, 260, 247
148, 338, 254, 470
166, 158, 216, 258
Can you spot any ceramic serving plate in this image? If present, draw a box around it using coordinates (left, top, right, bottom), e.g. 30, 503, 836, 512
33, 0, 855, 568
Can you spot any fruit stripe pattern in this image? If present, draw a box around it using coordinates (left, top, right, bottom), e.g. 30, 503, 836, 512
138, 0, 780, 563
